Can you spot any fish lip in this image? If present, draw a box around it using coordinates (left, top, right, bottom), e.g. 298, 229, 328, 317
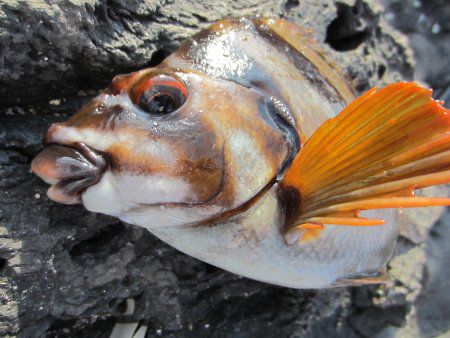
32, 142, 108, 204
68, 142, 108, 174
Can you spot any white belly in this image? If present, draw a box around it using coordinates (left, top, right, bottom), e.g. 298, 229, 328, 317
147, 187, 399, 288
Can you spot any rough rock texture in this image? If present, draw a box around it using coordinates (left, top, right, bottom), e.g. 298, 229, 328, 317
378, 1, 450, 336
0, 0, 448, 337
381, 0, 450, 102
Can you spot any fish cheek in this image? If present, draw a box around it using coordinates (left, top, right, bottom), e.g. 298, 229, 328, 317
174, 123, 226, 203
176, 156, 224, 202
101, 112, 226, 205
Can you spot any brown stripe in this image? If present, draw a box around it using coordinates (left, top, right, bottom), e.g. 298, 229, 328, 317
251, 18, 347, 106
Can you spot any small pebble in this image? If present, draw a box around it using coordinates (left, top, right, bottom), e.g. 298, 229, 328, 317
34, 193, 41, 199
432, 23, 441, 34
384, 12, 394, 21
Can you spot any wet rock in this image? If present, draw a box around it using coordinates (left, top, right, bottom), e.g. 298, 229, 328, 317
381, 0, 450, 101
0, 0, 447, 337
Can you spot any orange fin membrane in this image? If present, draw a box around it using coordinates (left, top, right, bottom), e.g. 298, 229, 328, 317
281, 82, 450, 243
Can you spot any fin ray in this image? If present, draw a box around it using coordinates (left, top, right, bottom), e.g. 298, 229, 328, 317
280, 82, 450, 241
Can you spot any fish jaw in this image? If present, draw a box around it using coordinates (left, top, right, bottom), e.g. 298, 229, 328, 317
31, 143, 108, 204
80, 170, 212, 227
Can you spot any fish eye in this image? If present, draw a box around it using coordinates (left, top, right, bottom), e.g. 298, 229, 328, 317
134, 74, 187, 116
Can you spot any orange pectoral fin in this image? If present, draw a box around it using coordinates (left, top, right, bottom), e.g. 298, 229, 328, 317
280, 82, 450, 244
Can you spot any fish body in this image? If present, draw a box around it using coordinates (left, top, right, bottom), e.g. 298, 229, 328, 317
32, 17, 450, 288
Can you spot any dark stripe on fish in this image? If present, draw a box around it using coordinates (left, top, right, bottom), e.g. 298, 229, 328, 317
258, 96, 300, 177
189, 175, 279, 228
250, 18, 346, 105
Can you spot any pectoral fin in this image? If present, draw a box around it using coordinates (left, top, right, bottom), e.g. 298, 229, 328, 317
280, 82, 450, 244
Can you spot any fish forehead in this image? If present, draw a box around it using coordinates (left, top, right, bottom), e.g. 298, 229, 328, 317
163, 17, 355, 140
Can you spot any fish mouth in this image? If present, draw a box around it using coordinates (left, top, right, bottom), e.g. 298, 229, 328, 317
31, 143, 108, 204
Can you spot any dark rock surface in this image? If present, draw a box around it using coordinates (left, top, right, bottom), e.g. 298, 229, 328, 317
0, 0, 448, 337
381, 0, 450, 102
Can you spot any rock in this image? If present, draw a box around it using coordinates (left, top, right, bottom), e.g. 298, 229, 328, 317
416, 212, 450, 336
0, 0, 447, 337
381, 0, 450, 102
0, 0, 413, 108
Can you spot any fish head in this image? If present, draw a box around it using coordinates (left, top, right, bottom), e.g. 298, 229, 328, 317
32, 67, 297, 228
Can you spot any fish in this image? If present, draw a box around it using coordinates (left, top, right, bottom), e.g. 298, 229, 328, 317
31, 16, 450, 289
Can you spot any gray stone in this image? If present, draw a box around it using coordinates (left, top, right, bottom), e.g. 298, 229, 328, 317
381, 0, 450, 98
0, 0, 448, 337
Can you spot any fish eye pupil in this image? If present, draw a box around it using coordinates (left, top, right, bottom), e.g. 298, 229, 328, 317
141, 93, 177, 115
136, 75, 187, 116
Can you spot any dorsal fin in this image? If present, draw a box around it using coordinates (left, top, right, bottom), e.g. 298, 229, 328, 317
258, 17, 355, 104
279, 82, 450, 244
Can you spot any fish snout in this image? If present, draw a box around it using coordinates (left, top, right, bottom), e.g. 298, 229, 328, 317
31, 143, 108, 204
44, 123, 66, 145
